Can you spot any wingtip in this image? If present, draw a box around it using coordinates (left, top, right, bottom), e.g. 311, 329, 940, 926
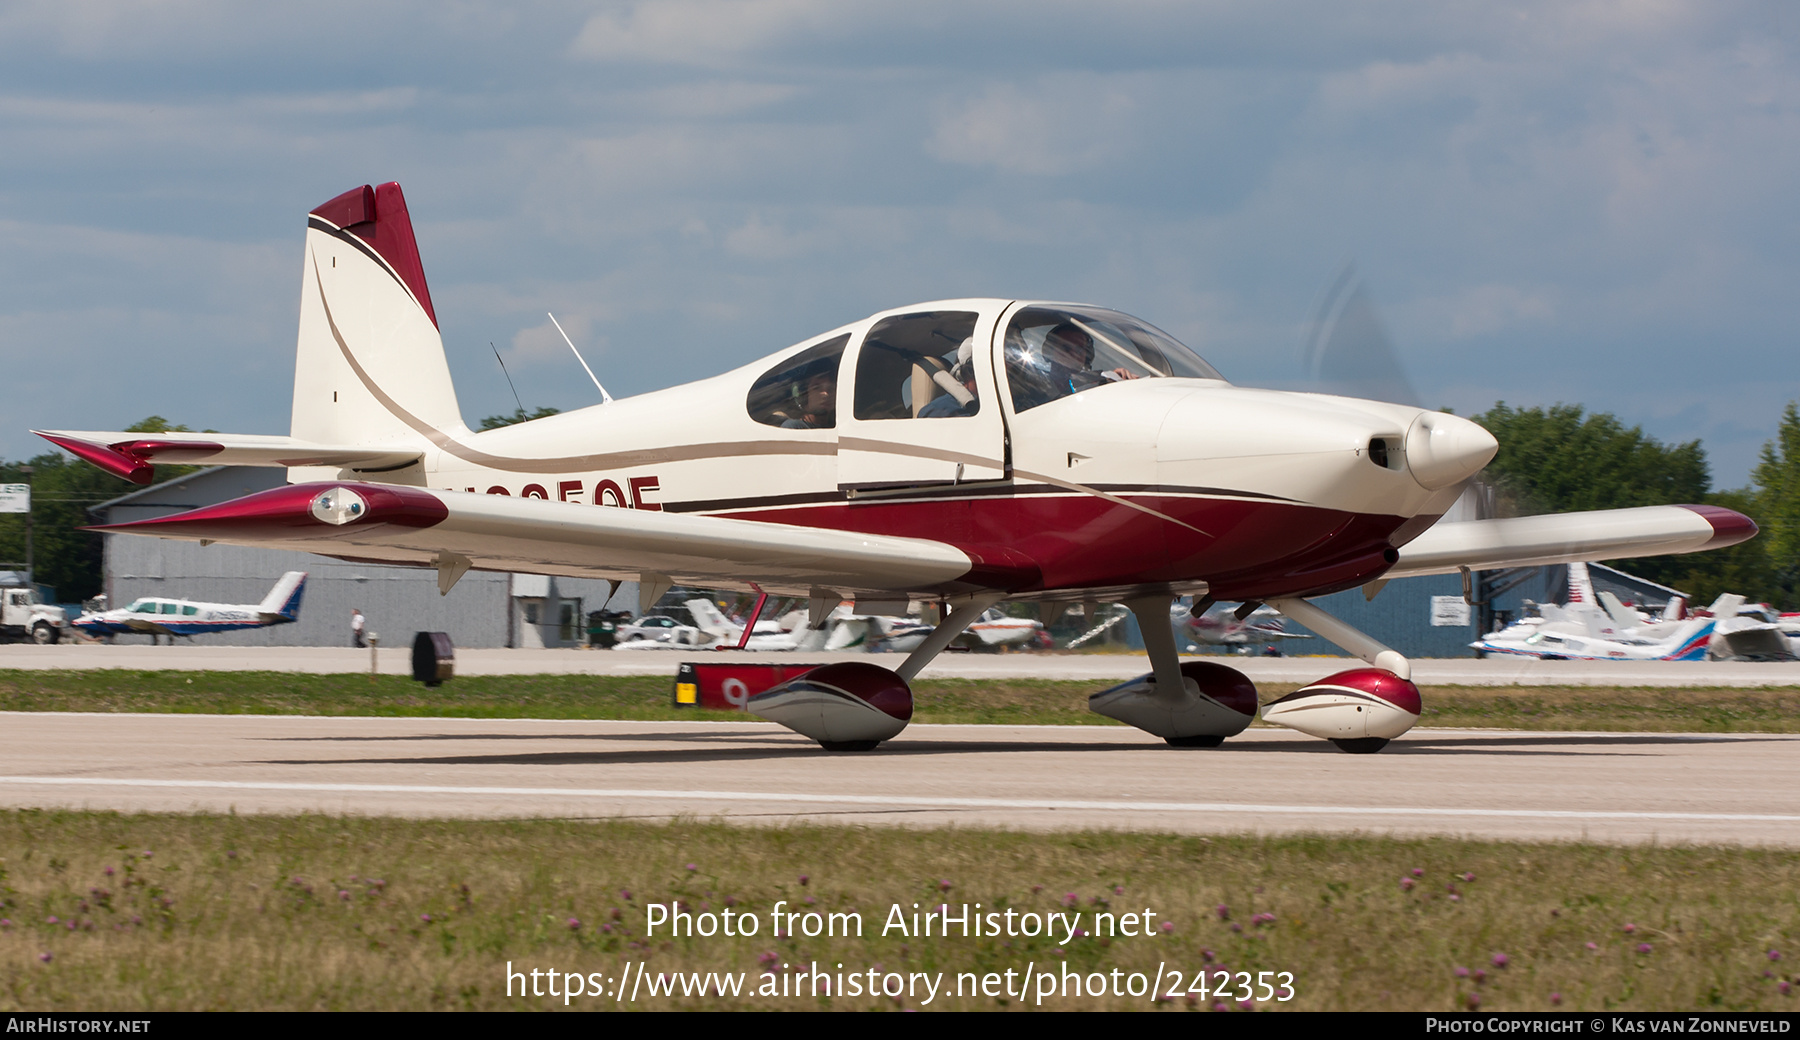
35, 431, 154, 485
1678, 504, 1758, 548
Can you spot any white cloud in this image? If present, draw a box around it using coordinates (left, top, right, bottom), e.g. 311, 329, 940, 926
570, 0, 838, 64
927, 80, 1137, 176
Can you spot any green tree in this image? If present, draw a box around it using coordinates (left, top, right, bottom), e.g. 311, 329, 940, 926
479, 407, 560, 430
1473, 403, 1710, 515
1472, 401, 1800, 608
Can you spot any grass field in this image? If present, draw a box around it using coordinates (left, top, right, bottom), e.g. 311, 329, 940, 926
0, 813, 1795, 1012
2, 669, 1798, 732
3, 670, 1796, 1012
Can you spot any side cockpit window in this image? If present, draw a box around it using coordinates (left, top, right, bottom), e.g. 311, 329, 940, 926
747, 334, 850, 430
853, 311, 981, 420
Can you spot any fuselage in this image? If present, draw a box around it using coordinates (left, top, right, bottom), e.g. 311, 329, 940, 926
317, 298, 1495, 602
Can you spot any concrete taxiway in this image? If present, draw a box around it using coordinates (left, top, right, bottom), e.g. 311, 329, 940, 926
2, 711, 1796, 846
6, 643, 1800, 685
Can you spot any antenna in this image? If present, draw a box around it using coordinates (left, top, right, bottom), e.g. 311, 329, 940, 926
548, 312, 614, 404
491, 342, 524, 414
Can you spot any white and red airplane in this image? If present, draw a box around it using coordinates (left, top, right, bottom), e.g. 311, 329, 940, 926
36, 182, 1755, 752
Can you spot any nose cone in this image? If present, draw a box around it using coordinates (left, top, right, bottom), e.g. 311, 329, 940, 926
1406, 412, 1498, 490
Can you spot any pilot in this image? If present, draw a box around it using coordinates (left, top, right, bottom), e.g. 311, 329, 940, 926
1011, 322, 1138, 410
780, 369, 836, 429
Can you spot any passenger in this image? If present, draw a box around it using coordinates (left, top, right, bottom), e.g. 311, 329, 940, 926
780, 369, 837, 429
917, 338, 980, 418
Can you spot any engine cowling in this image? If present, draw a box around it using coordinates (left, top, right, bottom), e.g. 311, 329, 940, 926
1089, 660, 1258, 746
1259, 667, 1421, 753
746, 662, 912, 751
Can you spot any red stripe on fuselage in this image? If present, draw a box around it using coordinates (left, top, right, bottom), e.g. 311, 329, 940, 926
717, 493, 1407, 599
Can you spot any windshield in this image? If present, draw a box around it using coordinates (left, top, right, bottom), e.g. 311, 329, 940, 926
1003, 305, 1224, 412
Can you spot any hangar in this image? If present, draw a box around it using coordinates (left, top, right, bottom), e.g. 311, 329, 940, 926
91, 467, 633, 648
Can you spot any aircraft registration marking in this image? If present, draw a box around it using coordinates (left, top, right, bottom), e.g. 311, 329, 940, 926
461, 476, 662, 511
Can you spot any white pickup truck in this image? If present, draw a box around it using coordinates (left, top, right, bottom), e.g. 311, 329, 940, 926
1, 585, 67, 643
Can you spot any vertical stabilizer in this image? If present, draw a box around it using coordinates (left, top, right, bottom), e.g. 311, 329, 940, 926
290, 183, 464, 482
1566, 562, 1594, 604
1598, 591, 1642, 632
1660, 618, 1715, 661
685, 598, 736, 640
257, 571, 308, 622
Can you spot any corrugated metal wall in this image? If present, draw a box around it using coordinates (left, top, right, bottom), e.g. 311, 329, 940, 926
96, 468, 632, 648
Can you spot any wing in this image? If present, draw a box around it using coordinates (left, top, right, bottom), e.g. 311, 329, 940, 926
1387, 504, 1754, 578
87, 481, 976, 597
34, 430, 420, 485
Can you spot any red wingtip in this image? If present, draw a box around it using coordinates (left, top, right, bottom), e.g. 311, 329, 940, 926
309, 181, 438, 329
35, 431, 153, 485
1678, 504, 1758, 549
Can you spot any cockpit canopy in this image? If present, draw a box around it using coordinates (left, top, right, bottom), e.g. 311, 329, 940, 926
1003, 305, 1224, 413
745, 301, 1224, 427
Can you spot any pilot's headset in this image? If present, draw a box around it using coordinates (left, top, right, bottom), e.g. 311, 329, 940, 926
951, 337, 975, 381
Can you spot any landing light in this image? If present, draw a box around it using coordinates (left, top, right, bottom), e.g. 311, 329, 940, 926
310, 487, 368, 525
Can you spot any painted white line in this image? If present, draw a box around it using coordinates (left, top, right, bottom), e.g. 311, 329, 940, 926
0, 775, 1794, 824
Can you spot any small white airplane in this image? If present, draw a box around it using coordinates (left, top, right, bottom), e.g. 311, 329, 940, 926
1472, 612, 1715, 662
955, 607, 1045, 650
1471, 563, 1787, 662
71, 572, 307, 639
39, 182, 1756, 752
1182, 601, 1312, 648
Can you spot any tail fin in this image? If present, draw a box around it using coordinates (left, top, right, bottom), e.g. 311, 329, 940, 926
1661, 618, 1714, 661
1598, 591, 1641, 632
685, 598, 736, 639
290, 183, 463, 481
1565, 561, 1594, 604
257, 571, 307, 621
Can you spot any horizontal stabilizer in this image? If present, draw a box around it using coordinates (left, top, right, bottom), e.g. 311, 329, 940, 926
87, 482, 974, 597
35, 430, 422, 485
1389, 504, 1755, 578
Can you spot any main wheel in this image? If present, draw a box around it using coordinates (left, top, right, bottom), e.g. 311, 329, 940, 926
819, 739, 882, 752
31, 622, 57, 645
1330, 737, 1389, 754
1165, 734, 1225, 748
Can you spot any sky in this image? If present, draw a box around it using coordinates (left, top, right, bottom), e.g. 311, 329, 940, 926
1, 0, 1795, 487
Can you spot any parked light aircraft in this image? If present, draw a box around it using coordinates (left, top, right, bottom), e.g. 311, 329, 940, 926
38, 183, 1756, 752
1472, 610, 1715, 662
71, 572, 307, 639
1470, 563, 1792, 662
1183, 601, 1311, 648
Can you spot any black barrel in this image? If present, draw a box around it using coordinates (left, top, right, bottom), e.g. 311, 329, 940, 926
411, 631, 455, 686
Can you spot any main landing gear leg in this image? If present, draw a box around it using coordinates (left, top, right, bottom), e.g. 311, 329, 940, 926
1087, 594, 1258, 746
895, 592, 1005, 682
747, 592, 1002, 752
1261, 597, 1423, 753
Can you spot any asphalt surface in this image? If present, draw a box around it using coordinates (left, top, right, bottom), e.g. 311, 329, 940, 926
7, 643, 1800, 685
2, 712, 1795, 846
5, 645, 1795, 845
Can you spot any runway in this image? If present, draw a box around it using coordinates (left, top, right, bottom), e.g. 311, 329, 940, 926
3, 711, 1796, 846
6, 643, 1800, 686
